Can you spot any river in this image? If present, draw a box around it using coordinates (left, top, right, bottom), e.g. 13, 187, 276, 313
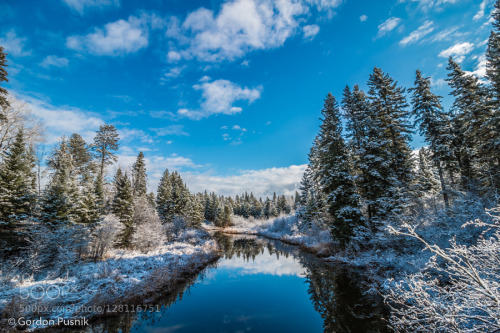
87, 234, 389, 332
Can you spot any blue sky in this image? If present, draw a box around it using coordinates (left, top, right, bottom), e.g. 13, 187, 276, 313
0, 0, 493, 196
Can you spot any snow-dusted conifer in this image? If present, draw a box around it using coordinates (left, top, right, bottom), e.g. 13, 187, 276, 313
112, 168, 134, 247
316, 93, 364, 246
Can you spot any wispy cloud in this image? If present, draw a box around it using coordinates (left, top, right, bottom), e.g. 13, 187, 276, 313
66, 15, 149, 55
398, 0, 460, 12
438, 41, 474, 62
0, 30, 30, 57
359, 14, 368, 22
40, 55, 69, 68
149, 125, 189, 136
15, 93, 103, 144
400, 20, 434, 46
303, 24, 320, 41
61, 0, 120, 14
178, 78, 262, 120
377, 17, 401, 38
473, 0, 487, 21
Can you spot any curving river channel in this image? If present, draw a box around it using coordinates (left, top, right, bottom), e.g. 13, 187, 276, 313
88, 234, 389, 332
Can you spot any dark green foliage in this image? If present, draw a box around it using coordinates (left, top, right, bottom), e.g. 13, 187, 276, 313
409, 70, 457, 208
112, 169, 134, 247
0, 46, 9, 122
316, 93, 364, 247
92, 124, 119, 179
41, 140, 79, 226
0, 129, 37, 224
132, 152, 147, 198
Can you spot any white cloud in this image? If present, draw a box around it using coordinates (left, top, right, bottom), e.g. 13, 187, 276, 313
465, 54, 487, 79
377, 17, 401, 38
398, 0, 459, 11
399, 20, 434, 46
16, 94, 103, 144
162, 65, 186, 79
149, 125, 189, 136
167, 50, 181, 62
40, 55, 69, 68
66, 15, 149, 55
61, 0, 119, 13
438, 42, 474, 63
430, 26, 465, 42
473, 0, 487, 21
182, 164, 307, 197
0, 30, 30, 57
303, 25, 320, 40
165, 0, 343, 62
430, 77, 447, 88
359, 14, 368, 22
178, 78, 262, 120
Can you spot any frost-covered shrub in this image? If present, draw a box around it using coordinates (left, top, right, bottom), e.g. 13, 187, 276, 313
132, 198, 166, 252
386, 207, 500, 332
88, 214, 123, 260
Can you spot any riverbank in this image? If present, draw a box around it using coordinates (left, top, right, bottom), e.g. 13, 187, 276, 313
0, 231, 220, 332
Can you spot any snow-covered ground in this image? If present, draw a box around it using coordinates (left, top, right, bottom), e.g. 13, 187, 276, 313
0, 229, 220, 331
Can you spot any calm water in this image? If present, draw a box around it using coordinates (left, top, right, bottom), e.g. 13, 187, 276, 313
89, 234, 388, 333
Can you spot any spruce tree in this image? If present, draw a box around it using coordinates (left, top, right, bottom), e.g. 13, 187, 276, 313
112, 169, 134, 247
343, 84, 391, 225
132, 152, 147, 198
0, 46, 9, 122
484, 2, 500, 193
367, 67, 415, 218
156, 169, 173, 223
41, 139, 79, 226
446, 58, 492, 190
0, 129, 37, 224
409, 70, 458, 208
316, 93, 364, 247
68, 133, 93, 183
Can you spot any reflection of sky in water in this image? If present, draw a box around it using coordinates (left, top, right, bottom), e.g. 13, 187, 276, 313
215, 248, 307, 277
130, 240, 324, 333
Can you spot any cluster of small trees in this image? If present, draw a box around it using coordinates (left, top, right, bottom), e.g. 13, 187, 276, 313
298, 8, 500, 248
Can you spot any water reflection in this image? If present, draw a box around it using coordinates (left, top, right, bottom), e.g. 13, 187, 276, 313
83, 234, 388, 332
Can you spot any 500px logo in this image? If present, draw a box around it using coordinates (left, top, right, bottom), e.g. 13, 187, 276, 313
19, 284, 80, 300
18, 274, 85, 300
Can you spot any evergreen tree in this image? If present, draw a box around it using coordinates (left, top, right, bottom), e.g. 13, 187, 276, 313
0, 46, 9, 122
415, 148, 441, 202
484, 2, 500, 193
92, 124, 119, 180
0, 129, 37, 224
316, 93, 364, 247
366, 67, 415, 218
112, 169, 134, 247
409, 70, 458, 208
156, 169, 173, 223
68, 133, 93, 183
132, 152, 147, 198
446, 58, 492, 190
185, 195, 204, 228
41, 139, 79, 226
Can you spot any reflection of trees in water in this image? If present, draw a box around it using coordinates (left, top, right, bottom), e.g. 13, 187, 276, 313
303, 262, 389, 333
217, 233, 389, 332
78, 264, 216, 333
82, 234, 388, 332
